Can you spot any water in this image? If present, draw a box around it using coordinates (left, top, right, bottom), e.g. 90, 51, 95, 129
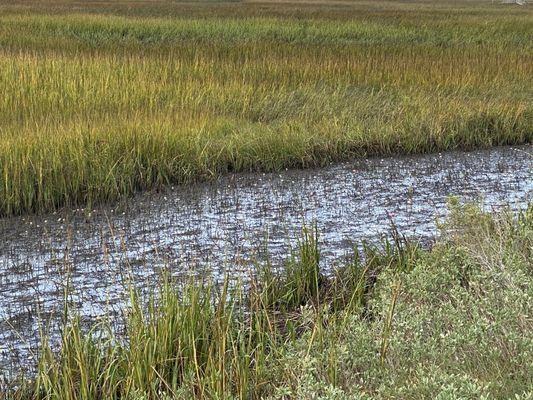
0, 145, 531, 376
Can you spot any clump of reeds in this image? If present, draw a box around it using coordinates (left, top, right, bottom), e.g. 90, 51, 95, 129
5, 228, 419, 399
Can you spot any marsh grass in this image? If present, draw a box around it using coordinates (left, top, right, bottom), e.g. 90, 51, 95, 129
4, 226, 419, 399
0, 0, 532, 216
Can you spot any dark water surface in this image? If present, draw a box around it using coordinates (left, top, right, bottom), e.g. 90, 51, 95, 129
1, 145, 532, 376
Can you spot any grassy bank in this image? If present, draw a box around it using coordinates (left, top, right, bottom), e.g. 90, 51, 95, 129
4, 202, 532, 399
1, 0, 532, 216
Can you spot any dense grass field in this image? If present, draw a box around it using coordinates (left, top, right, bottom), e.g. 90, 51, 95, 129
0, 0, 532, 216
5, 202, 532, 399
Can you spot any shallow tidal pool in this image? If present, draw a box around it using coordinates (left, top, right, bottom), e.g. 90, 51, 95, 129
0, 144, 531, 376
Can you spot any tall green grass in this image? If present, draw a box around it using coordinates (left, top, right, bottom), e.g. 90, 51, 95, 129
0, 1, 532, 216
4, 202, 532, 399
5, 226, 421, 399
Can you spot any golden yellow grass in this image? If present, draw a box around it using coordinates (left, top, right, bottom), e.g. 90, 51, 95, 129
0, 0, 532, 216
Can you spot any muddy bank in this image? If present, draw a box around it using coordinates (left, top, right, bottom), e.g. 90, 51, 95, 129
0, 145, 531, 376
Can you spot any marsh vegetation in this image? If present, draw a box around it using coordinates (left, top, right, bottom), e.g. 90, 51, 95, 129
0, 0, 531, 216
3, 202, 532, 399
1, 1, 532, 398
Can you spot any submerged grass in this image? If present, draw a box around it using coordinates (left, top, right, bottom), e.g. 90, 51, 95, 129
0, 0, 532, 216
3, 202, 532, 399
